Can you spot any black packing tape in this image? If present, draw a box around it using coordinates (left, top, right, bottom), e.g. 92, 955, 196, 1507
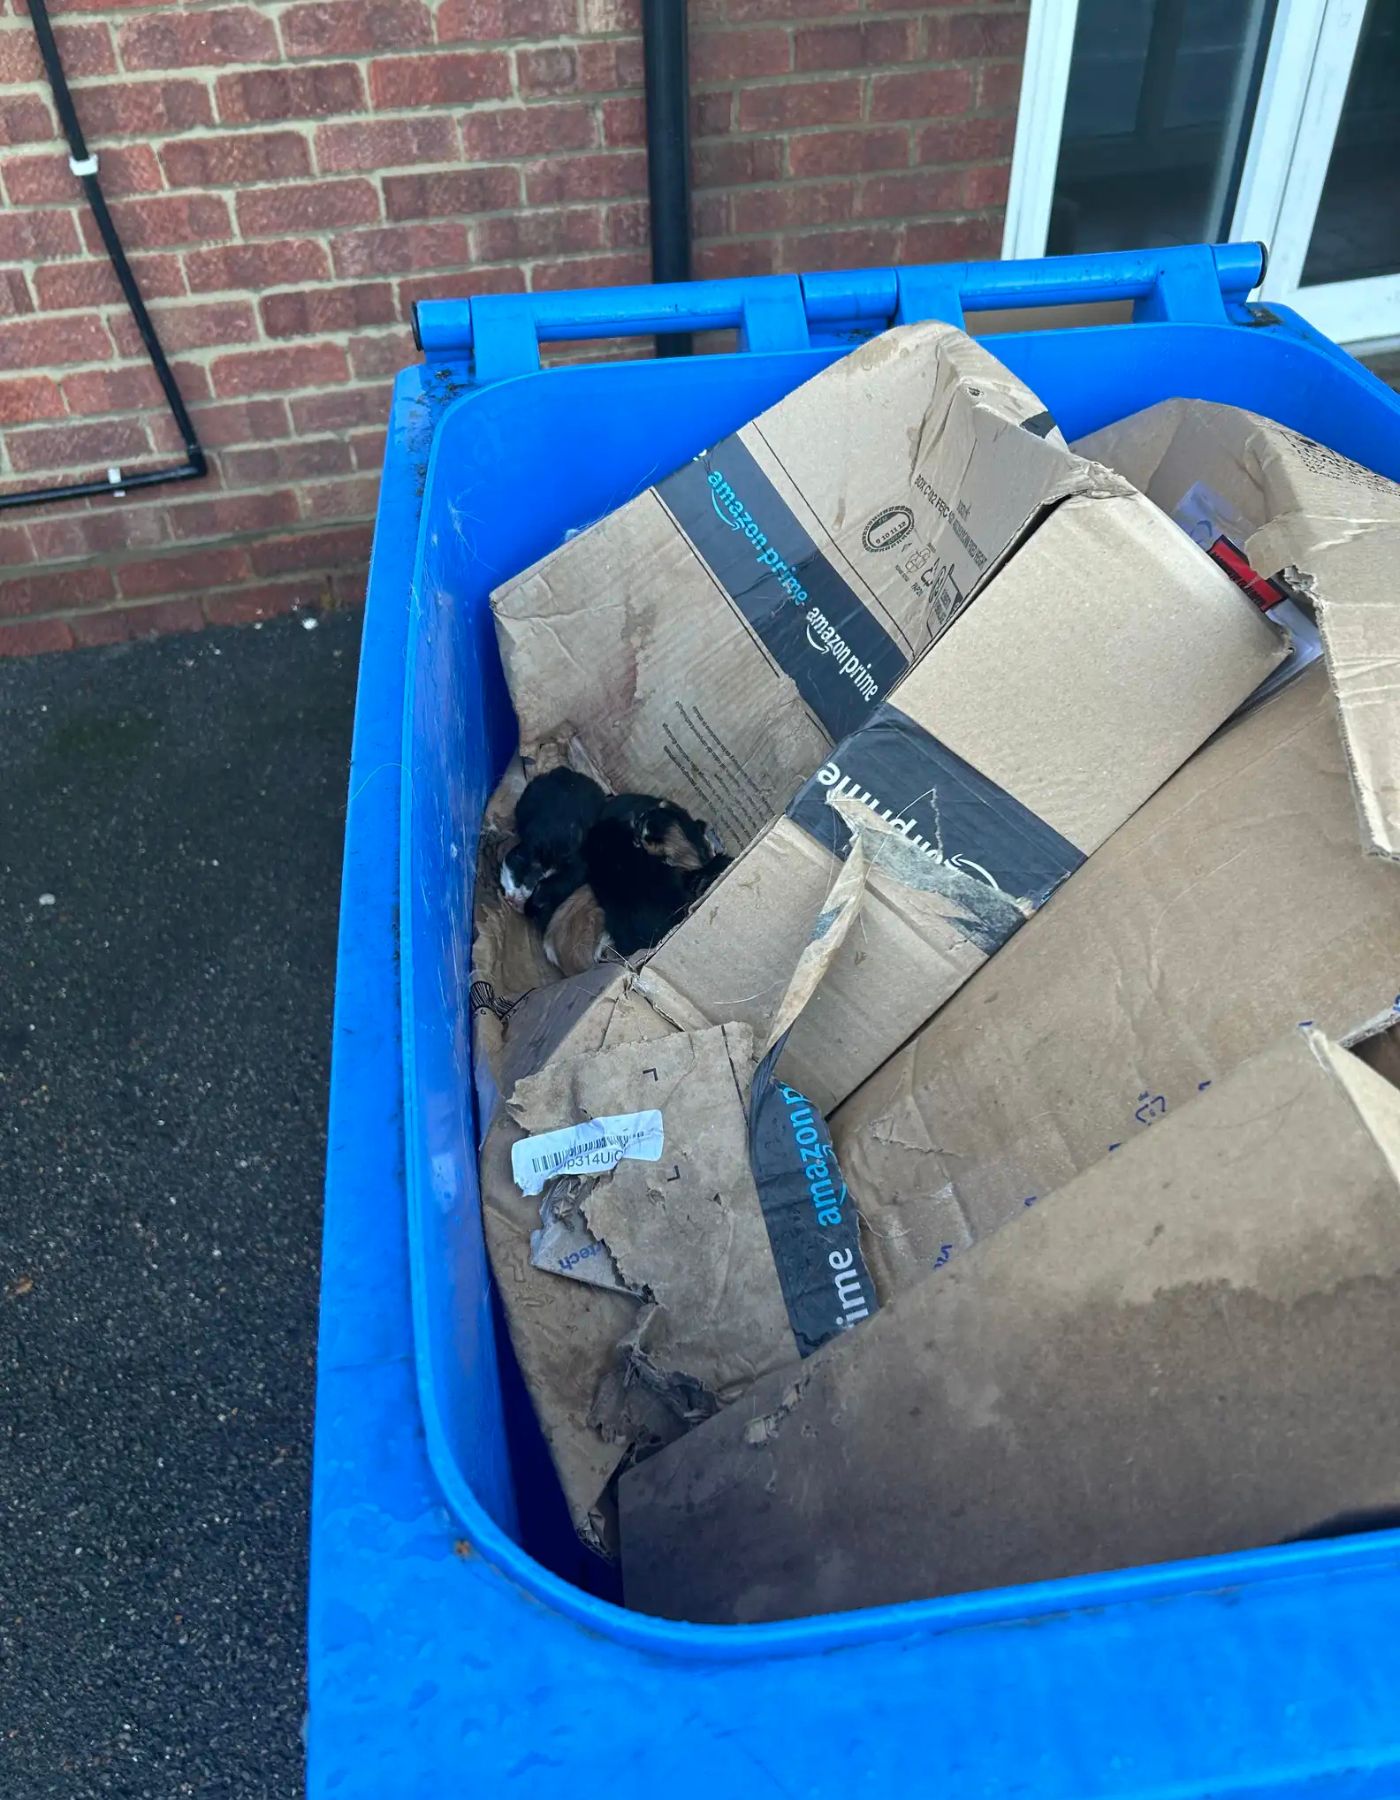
787, 701, 1086, 956
657, 436, 910, 741
1020, 408, 1058, 440
747, 1033, 878, 1357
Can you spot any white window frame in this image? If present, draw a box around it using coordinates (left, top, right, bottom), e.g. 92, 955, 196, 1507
1003, 0, 1400, 345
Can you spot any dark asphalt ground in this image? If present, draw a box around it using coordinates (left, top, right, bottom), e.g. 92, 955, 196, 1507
0, 611, 362, 1798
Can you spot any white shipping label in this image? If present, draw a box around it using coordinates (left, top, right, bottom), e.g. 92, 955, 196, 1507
511, 1110, 664, 1197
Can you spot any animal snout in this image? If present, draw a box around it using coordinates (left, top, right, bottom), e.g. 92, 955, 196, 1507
500, 852, 537, 912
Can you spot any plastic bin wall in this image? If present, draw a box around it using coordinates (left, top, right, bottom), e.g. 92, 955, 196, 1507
312, 246, 1400, 1800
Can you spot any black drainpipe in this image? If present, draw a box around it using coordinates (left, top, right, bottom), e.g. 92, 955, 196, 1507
2, 0, 206, 512
641, 0, 693, 357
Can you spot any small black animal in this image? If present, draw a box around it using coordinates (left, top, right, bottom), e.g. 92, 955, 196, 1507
500, 768, 605, 915
584, 794, 729, 959
519, 854, 587, 931
634, 801, 731, 902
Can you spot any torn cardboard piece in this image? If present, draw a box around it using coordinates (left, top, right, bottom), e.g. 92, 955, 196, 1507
1075, 398, 1400, 860
832, 663, 1400, 1301
508, 1021, 800, 1416
477, 966, 680, 1552
530, 1184, 626, 1293
491, 323, 1118, 853
639, 488, 1287, 1112
621, 1029, 1400, 1623
483, 945, 875, 1547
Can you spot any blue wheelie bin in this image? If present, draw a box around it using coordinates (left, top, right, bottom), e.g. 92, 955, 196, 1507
311, 245, 1400, 1799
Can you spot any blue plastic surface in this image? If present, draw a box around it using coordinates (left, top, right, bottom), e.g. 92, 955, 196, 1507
312, 248, 1400, 1798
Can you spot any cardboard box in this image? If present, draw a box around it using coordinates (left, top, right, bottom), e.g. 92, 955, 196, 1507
1075, 399, 1400, 860
620, 1029, 1400, 1623
833, 664, 1400, 1301
636, 487, 1285, 1112
492, 323, 1115, 854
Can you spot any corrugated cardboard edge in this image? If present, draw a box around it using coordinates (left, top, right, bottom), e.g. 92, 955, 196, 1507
1076, 398, 1400, 863
478, 967, 685, 1556
1314, 1027, 1400, 1190
1312, 579, 1400, 864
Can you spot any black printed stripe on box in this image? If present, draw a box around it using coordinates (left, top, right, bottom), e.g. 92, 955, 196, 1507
747, 1038, 877, 1358
786, 701, 1087, 956
657, 437, 910, 742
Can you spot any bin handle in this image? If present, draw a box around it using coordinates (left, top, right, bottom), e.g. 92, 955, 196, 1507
414, 244, 1266, 379
890, 242, 1263, 331
416, 273, 814, 379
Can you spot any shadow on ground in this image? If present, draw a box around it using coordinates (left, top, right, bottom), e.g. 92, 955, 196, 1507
0, 610, 361, 1799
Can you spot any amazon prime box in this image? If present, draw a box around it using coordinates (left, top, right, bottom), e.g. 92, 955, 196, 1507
492, 322, 1116, 854
634, 486, 1286, 1113
824, 407, 1400, 1302
832, 665, 1400, 1303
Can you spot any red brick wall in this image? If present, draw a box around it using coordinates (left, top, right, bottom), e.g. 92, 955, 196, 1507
0, 0, 1027, 655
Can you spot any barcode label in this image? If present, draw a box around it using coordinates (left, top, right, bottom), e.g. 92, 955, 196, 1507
511, 1110, 664, 1197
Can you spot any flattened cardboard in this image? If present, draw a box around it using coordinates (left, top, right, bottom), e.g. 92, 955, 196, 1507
639, 489, 1286, 1112
511, 1023, 798, 1415
482, 963, 858, 1549
832, 665, 1400, 1300
481, 922, 884, 1546
621, 1030, 1400, 1623
477, 967, 679, 1551
492, 324, 1103, 852
1076, 398, 1400, 860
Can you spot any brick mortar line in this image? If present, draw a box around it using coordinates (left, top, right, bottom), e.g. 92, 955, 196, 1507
707, 205, 1004, 235
4, 56, 1021, 105
2, 4, 1019, 27
689, 63, 1003, 90
1, 453, 373, 486
4, 127, 1011, 227
3, 376, 390, 414
5, 365, 373, 398
1, 513, 374, 575
1, 445, 388, 479
1, 430, 383, 465
0, 577, 364, 631
1, 163, 1004, 233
